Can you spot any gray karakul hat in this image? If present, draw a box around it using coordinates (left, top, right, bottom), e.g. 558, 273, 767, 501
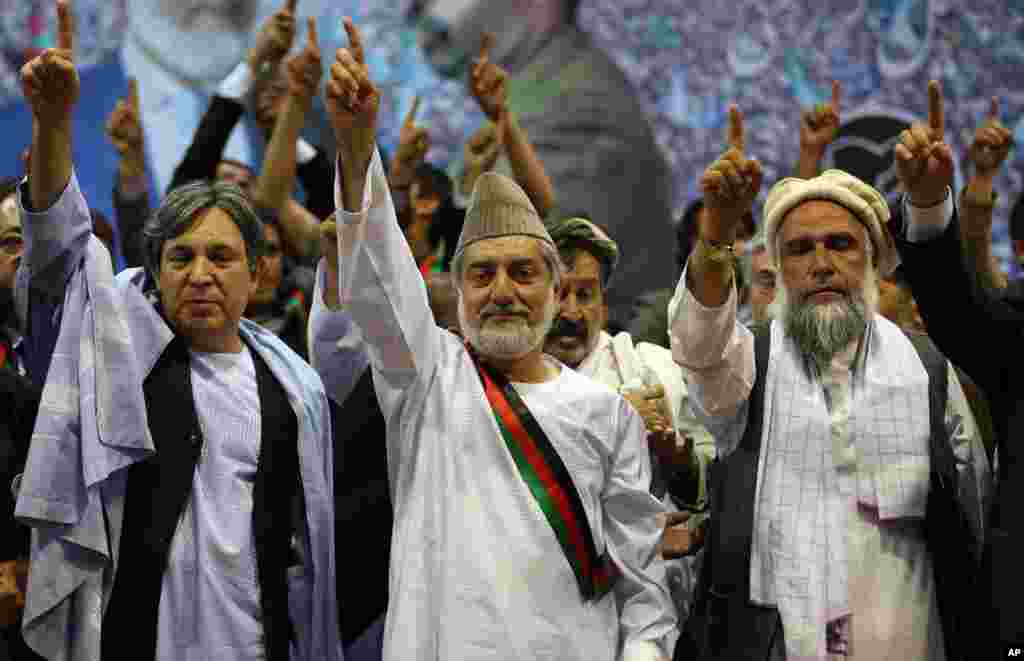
453, 172, 554, 257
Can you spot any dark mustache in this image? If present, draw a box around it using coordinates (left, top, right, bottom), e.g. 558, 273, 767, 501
549, 317, 586, 339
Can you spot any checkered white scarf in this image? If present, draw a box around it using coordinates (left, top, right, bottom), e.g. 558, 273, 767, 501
748, 316, 932, 659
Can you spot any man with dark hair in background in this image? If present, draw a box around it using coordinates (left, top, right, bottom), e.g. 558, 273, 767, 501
410, 0, 675, 328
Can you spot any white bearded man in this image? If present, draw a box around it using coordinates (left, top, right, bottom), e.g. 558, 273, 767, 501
668, 107, 990, 660
310, 18, 676, 661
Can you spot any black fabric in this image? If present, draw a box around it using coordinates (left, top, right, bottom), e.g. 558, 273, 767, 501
251, 343, 301, 661
296, 149, 336, 223
112, 184, 151, 270
168, 95, 246, 194
0, 370, 40, 562
331, 368, 391, 646
676, 324, 977, 660
102, 336, 300, 661
891, 206, 1024, 650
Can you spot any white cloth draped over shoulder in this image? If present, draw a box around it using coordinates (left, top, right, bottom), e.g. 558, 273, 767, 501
12, 172, 343, 661
667, 258, 990, 660
309, 148, 677, 661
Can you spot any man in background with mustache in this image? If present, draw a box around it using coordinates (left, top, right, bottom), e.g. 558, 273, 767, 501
542, 215, 716, 622
670, 102, 988, 660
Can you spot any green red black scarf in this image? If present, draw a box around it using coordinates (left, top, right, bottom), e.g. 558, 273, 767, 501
470, 351, 616, 601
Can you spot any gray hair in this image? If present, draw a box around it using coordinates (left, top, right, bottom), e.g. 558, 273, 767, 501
142, 181, 264, 278
450, 236, 564, 294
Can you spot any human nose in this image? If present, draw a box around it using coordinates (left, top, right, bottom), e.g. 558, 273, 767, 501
186, 256, 214, 285
490, 269, 515, 305
560, 289, 581, 320
810, 242, 835, 277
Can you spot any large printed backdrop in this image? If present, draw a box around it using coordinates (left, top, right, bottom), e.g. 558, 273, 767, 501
1, 0, 1022, 268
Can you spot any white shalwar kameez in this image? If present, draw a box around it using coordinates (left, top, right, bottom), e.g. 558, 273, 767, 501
313, 148, 677, 661
667, 195, 990, 660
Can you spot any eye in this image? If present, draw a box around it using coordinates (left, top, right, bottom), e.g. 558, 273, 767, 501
826, 235, 854, 251
577, 287, 595, 304
167, 250, 191, 266
784, 239, 813, 257
469, 267, 494, 286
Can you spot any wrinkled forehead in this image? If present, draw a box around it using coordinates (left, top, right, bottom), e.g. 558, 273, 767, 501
0, 194, 20, 234
778, 199, 867, 245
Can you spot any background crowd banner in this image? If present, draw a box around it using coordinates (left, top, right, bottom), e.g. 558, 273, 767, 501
1, 0, 1022, 272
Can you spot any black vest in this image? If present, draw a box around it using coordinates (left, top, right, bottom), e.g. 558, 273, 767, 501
101, 336, 301, 661
677, 326, 980, 661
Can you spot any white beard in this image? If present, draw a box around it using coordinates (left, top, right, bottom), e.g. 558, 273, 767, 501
459, 293, 559, 360
779, 267, 880, 371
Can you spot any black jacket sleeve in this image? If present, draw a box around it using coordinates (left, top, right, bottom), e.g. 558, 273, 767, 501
167, 95, 246, 194
891, 203, 1022, 401
296, 147, 335, 221
113, 185, 152, 269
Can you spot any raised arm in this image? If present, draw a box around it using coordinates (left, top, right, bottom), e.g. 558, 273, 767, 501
252, 18, 323, 258
308, 218, 369, 407
469, 34, 555, 217
321, 18, 440, 393
17, 0, 94, 379
669, 106, 760, 453
794, 81, 840, 180
892, 81, 1020, 397
106, 78, 151, 268
960, 96, 1013, 294
168, 0, 297, 192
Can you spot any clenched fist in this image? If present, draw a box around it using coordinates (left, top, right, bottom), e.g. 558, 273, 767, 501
462, 122, 501, 196
325, 18, 380, 161
968, 97, 1014, 178
469, 33, 508, 123
699, 105, 764, 242
391, 96, 430, 187
106, 78, 145, 178
249, 0, 298, 74
800, 80, 841, 157
895, 80, 955, 208
21, 0, 78, 127
285, 17, 322, 107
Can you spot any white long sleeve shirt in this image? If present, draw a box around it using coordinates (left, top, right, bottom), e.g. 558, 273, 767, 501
308, 148, 677, 661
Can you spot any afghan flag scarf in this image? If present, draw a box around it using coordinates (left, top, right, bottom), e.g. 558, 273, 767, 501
470, 350, 617, 601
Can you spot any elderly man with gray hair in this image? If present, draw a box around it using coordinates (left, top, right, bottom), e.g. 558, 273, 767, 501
10, 5, 345, 660
311, 18, 676, 661
669, 107, 989, 660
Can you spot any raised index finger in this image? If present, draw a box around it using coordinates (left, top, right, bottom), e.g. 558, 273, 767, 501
343, 17, 364, 64
404, 95, 421, 128
127, 77, 139, 111
727, 104, 745, 153
479, 32, 495, 62
306, 17, 318, 50
831, 80, 841, 111
57, 0, 75, 53
927, 79, 944, 136
989, 96, 999, 120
